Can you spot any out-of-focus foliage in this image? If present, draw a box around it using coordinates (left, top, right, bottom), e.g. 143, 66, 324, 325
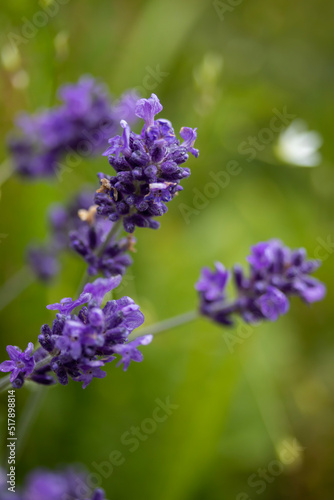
0, 0, 333, 498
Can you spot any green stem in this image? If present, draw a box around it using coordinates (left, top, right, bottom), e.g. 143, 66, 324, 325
131, 310, 199, 339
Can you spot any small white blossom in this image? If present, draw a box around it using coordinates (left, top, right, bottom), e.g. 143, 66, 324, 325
275, 119, 323, 167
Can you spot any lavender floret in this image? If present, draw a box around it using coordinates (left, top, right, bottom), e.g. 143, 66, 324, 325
0, 343, 34, 384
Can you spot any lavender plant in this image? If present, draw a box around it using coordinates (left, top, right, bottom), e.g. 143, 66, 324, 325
0, 92, 199, 392
0, 89, 326, 500
0, 93, 326, 393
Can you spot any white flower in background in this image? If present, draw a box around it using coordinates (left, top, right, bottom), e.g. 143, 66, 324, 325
275, 119, 323, 167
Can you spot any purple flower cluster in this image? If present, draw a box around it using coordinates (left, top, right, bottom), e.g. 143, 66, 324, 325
26, 189, 94, 281
0, 343, 35, 385
7, 76, 138, 179
69, 206, 134, 277
0, 276, 151, 389
48, 189, 95, 251
196, 239, 326, 326
27, 189, 133, 281
26, 246, 60, 282
0, 466, 107, 500
95, 93, 199, 232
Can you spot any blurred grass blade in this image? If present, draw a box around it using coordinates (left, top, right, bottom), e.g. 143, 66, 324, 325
112, 0, 208, 92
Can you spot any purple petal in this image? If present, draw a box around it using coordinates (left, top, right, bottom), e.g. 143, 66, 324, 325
24, 342, 35, 358
297, 278, 326, 303
135, 94, 163, 127
47, 292, 91, 315
10, 368, 21, 383
195, 262, 229, 302
84, 276, 122, 306
0, 360, 15, 372
180, 127, 199, 157
102, 135, 122, 156
122, 308, 145, 331
6, 345, 22, 362
256, 286, 289, 321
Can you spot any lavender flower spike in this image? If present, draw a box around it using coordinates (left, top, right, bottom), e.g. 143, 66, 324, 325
196, 239, 326, 326
0, 277, 150, 389
7, 76, 139, 179
95, 93, 199, 232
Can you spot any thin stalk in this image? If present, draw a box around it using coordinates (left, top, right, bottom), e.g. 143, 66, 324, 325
0, 265, 35, 313
131, 310, 199, 339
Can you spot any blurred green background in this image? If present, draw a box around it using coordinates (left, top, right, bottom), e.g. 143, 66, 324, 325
0, 0, 333, 498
